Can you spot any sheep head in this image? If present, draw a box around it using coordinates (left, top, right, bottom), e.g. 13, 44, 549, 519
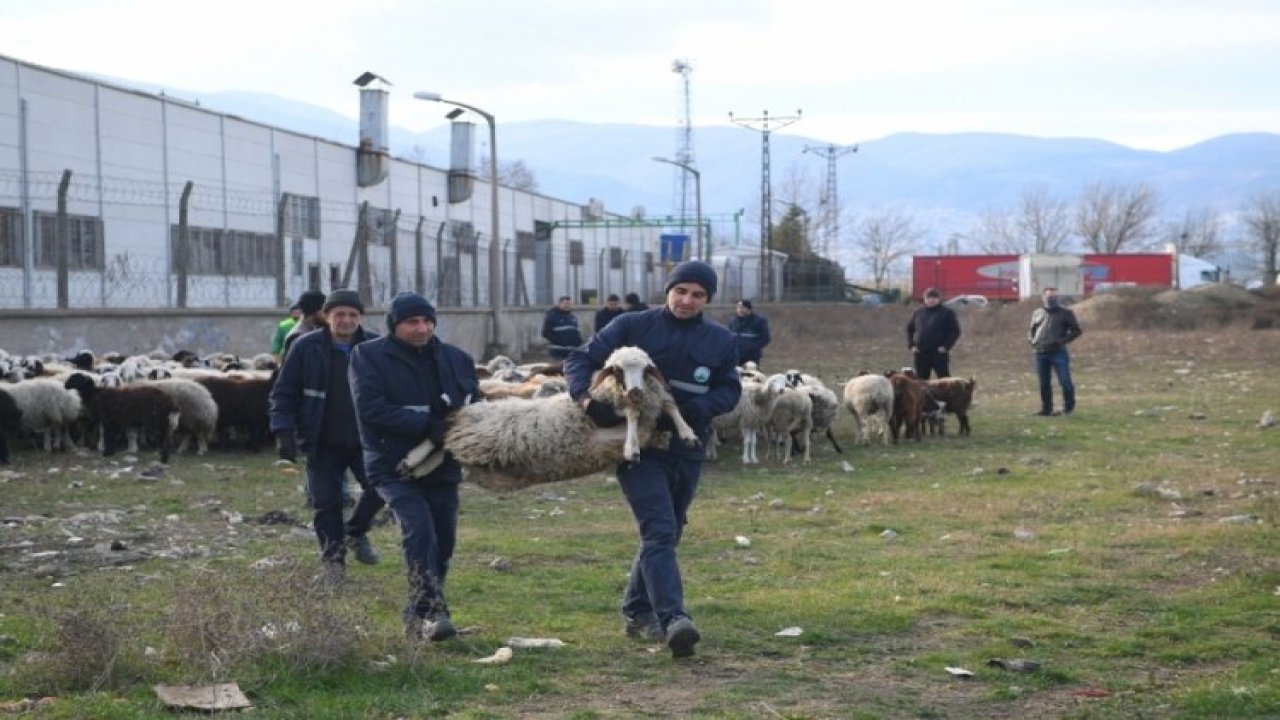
592, 346, 665, 406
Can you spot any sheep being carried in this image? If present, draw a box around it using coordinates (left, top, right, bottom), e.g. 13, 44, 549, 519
398, 346, 698, 491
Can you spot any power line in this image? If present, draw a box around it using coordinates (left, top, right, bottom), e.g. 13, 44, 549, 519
803, 143, 858, 257
671, 59, 695, 244
729, 109, 801, 300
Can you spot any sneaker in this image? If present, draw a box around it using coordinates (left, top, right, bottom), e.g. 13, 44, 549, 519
665, 616, 701, 658
348, 535, 380, 565
623, 613, 663, 642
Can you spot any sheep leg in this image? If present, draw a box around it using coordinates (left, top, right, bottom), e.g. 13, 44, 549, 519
197, 433, 209, 456
741, 428, 755, 464
623, 406, 641, 460
705, 428, 718, 460
126, 428, 139, 454
399, 438, 437, 476
662, 397, 699, 445
826, 428, 843, 454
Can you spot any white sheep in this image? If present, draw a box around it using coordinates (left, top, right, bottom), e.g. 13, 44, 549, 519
145, 378, 219, 455
842, 373, 894, 446
400, 346, 697, 492
708, 374, 777, 465
0, 378, 84, 452
765, 374, 813, 464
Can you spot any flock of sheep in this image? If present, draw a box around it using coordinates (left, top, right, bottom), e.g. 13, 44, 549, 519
0, 344, 977, 480
0, 348, 275, 465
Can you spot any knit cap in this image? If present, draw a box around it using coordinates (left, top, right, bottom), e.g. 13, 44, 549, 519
663, 260, 718, 300
386, 292, 437, 330
322, 288, 364, 313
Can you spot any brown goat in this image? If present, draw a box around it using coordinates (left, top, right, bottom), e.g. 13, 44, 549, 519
925, 377, 977, 436
886, 371, 927, 443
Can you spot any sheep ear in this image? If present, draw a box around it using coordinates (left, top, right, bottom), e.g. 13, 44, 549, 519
589, 365, 621, 391
644, 365, 667, 385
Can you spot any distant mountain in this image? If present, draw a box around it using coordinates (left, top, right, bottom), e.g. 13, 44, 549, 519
161, 87, 1280, 255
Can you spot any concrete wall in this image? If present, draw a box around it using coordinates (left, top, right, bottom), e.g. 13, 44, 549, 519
0, 306, 597, 363
0, 301, 785, 363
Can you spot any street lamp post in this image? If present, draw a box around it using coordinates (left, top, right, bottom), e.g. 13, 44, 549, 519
652, 156, 703, 261
414, 91, 504, 355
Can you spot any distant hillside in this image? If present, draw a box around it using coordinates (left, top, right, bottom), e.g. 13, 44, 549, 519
143, 87, 1280, 261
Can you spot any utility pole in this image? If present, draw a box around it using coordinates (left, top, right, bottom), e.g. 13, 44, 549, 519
803, 143, 857, 257
730, 108, 801, 301
671, 59, 696, 256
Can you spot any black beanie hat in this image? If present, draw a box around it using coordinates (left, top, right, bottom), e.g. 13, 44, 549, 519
738, 299, 753, 310
322, 289, 364, 313
386, 292, 437, 331
297, 289, 326, 315
664, 260, 718, 300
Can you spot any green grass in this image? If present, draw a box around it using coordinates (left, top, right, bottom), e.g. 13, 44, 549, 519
1, 323, 1278, 717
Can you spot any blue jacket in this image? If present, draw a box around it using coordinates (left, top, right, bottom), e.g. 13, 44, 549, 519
269, 325, 378, 457
564, 307, 741, 459
541, 308, 583, 358
727, 312, 771, 364
349, 334, 479, 485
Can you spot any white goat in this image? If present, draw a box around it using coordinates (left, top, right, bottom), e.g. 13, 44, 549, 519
400, 346, 698, 491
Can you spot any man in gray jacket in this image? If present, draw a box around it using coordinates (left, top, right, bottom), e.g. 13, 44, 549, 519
1029, 287, 1083, 416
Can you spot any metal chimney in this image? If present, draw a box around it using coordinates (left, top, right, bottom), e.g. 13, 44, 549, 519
354, 72, 391, 188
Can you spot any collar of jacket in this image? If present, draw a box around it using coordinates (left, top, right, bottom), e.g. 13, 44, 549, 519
387, 334, 440, 360
660, 306, 704, 327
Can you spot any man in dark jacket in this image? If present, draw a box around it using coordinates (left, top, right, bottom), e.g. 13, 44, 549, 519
906, 287, 962, 379
594, 294, 625, 334
564, 260, 741, 659
726, 299, 771, 366
269, 289, 384, 582
349, 292, 479, 642
282, 289, 327, 358
623, 292, 649, 312
541, 295, 583, 361
1029, 286, 1083, 416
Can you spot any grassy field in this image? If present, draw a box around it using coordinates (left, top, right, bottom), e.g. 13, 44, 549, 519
1, 295, 1278, 718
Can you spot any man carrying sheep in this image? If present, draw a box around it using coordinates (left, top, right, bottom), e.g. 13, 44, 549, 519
350, 292, 479, 642
564, 260, 741, 659
269, 289, 385, 584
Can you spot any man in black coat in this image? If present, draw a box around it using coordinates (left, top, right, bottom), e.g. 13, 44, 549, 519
594, 294, 625, 334
906, 287, 961, 379
541, 295, 583, 361
349, 292, 479, 642
269, 289, 384, 582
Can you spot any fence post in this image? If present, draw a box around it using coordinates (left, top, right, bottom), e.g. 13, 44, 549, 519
176, 181, 193, 308
388, 208, 401, 300
341, 201, 367, 290
414, 216, 425, 294
55, 169, 72, 309
275, 195, 287, 307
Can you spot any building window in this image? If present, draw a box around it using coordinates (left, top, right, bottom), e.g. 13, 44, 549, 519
451, 220, 476, 254
0, 207, 21, 268
284, 193, 320, 238
568, 240, 584, 266
609, 247, 624, 270
516, 230, 535, 260
170, 225, 278, 277
33, 211, 105, 270
291, 238, 304, 277
368, 207, 396, 247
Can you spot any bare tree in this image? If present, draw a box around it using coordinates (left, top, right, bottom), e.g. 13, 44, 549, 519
972, 186, 1072, 254
852, 209, 921, 288
1241, 191, 1280, 287
478, 156, 539, 192
1074, 181, 1160, 253
1162, 207, 1223, 258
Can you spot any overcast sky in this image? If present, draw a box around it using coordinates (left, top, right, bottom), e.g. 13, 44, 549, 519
3, 0, 1277, 151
